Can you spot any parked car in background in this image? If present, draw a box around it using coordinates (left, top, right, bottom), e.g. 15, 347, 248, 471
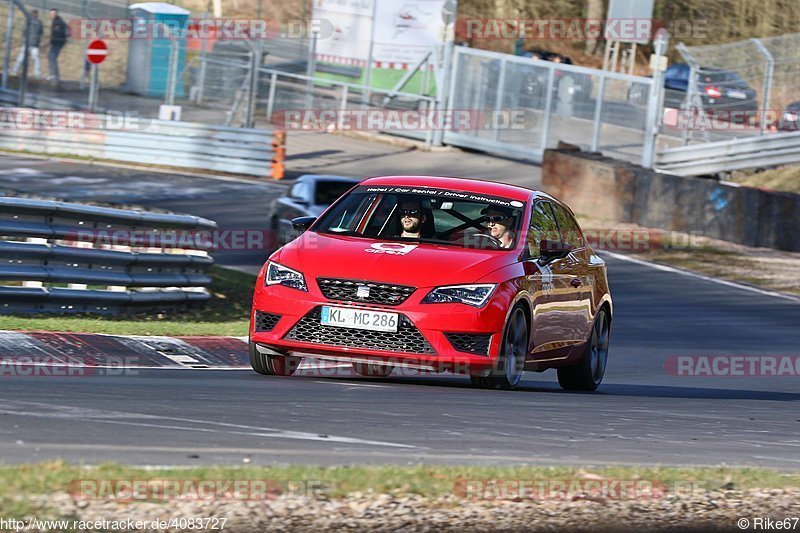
630, 63, 758, 122
778, 101, 800, 131
268, 175, 361, 247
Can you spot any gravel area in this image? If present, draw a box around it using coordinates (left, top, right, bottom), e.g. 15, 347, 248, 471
18, 488, 800, 532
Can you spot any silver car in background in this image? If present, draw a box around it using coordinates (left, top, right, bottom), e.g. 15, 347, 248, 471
267, 174, 361, 247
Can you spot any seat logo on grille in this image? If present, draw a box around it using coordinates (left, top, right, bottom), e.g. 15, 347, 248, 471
356, 286, 370, 299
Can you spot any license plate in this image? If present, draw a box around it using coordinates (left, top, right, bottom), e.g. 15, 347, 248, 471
320, 306, 398, 333
727, 90, 746, 99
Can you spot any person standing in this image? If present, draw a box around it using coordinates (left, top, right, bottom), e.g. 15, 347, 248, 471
47, 9, 68, 82
11, 10, 44, 78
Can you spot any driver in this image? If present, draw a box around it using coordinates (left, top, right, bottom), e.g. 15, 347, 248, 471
397, 200, 428, 238
482, 206, 516, 249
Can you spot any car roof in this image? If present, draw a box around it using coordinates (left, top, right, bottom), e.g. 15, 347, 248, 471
297, 174, 361, 183
360, 175, 544, 203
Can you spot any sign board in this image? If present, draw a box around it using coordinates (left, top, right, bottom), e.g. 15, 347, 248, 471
371, 1, 447, 66
86, 39, 108, 64
313, 0, 449, 69
605, 0, 654, 44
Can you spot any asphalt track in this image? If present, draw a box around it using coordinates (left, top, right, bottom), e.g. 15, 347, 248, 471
0, 156, 798, 468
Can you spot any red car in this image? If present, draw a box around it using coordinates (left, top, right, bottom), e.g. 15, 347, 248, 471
249, 176, 612, 391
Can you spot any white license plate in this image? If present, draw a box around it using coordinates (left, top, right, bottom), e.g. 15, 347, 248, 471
320, 306, 398, 333
727, 90, 747, 99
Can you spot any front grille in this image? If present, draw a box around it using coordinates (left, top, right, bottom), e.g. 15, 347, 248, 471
285, 307, 435, 354
317, 278, 416, 306
445, 333, 492, 356
255, 311, 281, 332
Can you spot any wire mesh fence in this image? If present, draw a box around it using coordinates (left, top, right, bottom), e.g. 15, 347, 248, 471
675, 32, 800, 141
22, 0, 128, 18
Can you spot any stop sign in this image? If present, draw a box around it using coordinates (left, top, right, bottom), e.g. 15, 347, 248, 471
86, 39, 108, 64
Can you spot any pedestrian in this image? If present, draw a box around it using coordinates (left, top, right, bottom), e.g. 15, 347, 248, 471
47, 8, 69, 82
11, 10, 44, 78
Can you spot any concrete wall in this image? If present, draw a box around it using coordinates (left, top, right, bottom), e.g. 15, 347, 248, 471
542, 147, 800, 252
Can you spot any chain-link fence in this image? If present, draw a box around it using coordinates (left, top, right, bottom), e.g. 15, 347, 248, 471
23, 0, 127, 18
675, 32, 800, 142
1, 0, 130, 94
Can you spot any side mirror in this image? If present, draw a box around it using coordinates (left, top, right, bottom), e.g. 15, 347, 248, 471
291, 216, 317, 234
538, 239, 572, 264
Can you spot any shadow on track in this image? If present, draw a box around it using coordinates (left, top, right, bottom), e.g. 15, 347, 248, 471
257, 372, 800, 402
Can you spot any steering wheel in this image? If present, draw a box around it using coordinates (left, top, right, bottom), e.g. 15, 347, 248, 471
472, 233, 503, 248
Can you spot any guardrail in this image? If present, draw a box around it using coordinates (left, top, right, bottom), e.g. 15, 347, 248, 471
656, 131, 800, 176
0, 197, 218, 314
0, 110, 278, 177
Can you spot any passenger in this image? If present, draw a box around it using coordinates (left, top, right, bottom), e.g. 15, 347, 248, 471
482, 206, 516, 248
397, 200, 427, 238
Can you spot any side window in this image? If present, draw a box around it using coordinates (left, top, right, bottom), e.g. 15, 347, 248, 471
290, 182, 309, 202
550, 203, 584, 249
527, 201, 559, 258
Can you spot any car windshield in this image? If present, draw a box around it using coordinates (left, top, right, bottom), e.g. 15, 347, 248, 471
314, 185, 526, 250
315, 181, 356, 205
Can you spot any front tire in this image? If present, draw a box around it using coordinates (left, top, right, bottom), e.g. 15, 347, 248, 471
249, 341, 302, 376
557, 308, 610, 391
471, 306, 528, 390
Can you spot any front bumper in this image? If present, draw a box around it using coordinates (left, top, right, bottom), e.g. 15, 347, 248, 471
250, 282, 512, 373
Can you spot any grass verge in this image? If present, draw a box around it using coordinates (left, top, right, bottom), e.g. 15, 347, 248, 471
0, 266, 254, 336
1, 461, 798, 515
729, 166, 800, 194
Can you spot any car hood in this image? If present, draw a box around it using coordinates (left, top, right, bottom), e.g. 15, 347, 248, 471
274, 232, 513, 288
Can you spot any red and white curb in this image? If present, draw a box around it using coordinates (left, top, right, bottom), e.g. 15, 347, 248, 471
0, 331, 350, 372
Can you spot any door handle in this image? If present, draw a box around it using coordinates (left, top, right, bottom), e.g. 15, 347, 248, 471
570, 278, 582, 288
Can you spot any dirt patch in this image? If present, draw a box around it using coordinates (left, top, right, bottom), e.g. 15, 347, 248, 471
577, 216, 800, 296
17, 488, 800, 532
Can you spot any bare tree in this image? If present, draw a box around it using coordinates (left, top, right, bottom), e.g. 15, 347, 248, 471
585, 0, 604, 55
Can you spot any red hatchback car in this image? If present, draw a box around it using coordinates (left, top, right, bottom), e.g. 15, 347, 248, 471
249, 176, 612, 390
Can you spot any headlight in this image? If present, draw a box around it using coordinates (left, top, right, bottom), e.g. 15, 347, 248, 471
265, 261, 307, 291
421, 284, 496, 307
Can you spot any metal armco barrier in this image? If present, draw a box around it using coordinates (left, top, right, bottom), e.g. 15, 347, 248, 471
656, 131, 800, 176
0, 111, 277, 177
0, 197, 218, 314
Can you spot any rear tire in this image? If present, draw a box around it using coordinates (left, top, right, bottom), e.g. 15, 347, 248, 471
557, 308, 610, 391
249, 341, 302, 376
470, 306, 528, 390
352, 362, 394, 377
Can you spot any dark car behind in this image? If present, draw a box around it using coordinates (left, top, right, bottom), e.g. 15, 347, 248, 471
630, 63, 758, 123
268, 175, 360, 247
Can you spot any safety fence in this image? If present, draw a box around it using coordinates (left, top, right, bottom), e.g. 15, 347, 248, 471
675, 33, 800, 142
444, 46, 658, 165
21, 0, 127, 19
0, 112, 279, 177
0, 196, 217, 314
